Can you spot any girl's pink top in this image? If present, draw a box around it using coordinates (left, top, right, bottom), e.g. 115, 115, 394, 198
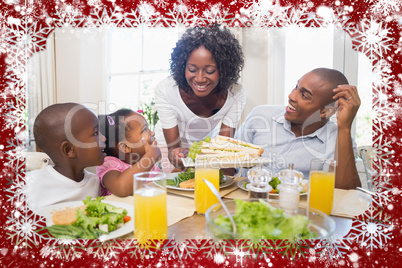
96, 156, 161, 196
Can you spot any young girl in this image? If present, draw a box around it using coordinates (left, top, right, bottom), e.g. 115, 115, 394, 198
97, 108, 161, 197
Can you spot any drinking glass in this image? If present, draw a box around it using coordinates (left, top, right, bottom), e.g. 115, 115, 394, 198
194, 160, 220, 215
308, 159, 336, 215
134, 171, 167, 243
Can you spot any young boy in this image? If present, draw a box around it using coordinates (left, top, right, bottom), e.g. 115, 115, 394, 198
24, 103, 106, 212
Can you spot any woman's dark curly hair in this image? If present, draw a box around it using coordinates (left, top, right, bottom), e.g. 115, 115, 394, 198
170, 24, 244, 96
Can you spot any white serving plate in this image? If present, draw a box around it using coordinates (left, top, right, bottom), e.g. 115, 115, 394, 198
36, 200, 134, 240
160, 172, 234, 191
181, 157, 271, 168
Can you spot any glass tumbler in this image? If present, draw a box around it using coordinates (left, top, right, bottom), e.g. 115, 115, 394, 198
194, 160, 220, 215
308, 159, 336, 215
134, 171, 167, 243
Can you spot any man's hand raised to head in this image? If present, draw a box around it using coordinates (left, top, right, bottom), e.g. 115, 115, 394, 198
333, 84, 361, 130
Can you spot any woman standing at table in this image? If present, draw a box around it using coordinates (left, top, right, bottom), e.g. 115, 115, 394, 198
154, 25, 246, 170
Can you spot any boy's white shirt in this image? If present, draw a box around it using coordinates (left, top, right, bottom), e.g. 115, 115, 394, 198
24, 165, 101, 213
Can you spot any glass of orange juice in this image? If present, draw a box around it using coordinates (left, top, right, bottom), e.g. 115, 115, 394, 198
194, 159, 220, 215
308, 159, 336, 215
134, 172, 167, 244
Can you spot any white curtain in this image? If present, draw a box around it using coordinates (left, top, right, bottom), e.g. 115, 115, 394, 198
27, 31, 57, 151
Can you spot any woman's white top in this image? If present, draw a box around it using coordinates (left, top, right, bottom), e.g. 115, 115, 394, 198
154, 77, 246, 148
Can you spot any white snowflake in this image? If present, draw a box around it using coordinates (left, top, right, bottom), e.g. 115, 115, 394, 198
242, 0, 292, 27
351, 18, 393, 62
393, 79, 402, 96
372, 59, 393, 91
51, 5, 87, 28
138, 2, 158, 22
4, 136, 25, 171
314, 238, 352, 261
1, 1, 397, 264
371, 169, 393, 208
213, 252, 226, 264
88, 7, 126, 27
162, 239, 196, 260
202, 4, 236, 26
4, 171, 26, 210
370, 0, 401, 17
372, 136, 392, 172
373, 97, 394, 129
153, 0, 169, 10
157, 5, 197, 27
4, 98, 27, 131
87, 0, 103, 10
5, 203, 47, 248
4, 17, 53, 57
39, 245, 54, 258
346, 206, 392, 250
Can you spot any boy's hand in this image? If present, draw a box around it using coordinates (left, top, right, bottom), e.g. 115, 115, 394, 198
333, 85, 360, 130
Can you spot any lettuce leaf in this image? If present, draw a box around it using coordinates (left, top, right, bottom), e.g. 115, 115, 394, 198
83, 196, 127, 217
213, 199, 316, 241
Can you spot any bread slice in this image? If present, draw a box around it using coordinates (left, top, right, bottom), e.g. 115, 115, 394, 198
199, 135, 264, 158
179, 178, 195, 189
196, 152, 259, 162
52, 205, 87, 225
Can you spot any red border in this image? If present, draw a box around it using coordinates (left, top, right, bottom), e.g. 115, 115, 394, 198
1, 0, 401, 267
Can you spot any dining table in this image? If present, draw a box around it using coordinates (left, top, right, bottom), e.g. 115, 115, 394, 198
105, 175, 372, 242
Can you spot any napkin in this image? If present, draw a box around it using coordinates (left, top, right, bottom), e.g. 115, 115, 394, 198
331, 189, 372, 218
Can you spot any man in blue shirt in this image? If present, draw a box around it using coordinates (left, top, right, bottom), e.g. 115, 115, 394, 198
237, 68, 361, 189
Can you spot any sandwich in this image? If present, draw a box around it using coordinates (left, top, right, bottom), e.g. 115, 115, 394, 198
189, 135, 264, 162
52, 205, 87, 225
179, 178, 195, 189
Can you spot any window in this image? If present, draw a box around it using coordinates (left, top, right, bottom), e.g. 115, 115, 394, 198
263, 25, 372, 147
106, 26, 185, 112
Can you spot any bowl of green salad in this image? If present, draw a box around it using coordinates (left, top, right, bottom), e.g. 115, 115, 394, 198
205, 199, 335, 241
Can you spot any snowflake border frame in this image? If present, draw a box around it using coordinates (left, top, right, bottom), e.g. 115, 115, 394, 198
1, 1, 396, 264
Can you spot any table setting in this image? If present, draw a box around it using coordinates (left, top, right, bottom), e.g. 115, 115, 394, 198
38, 135, 373, 242
100, 157, 372, 242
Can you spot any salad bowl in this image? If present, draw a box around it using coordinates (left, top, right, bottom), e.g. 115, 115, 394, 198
205, 199, 335, 241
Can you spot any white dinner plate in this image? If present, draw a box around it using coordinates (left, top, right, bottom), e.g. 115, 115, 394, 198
162, 172, 234, 191
181, 157, 271, 168
36, 200, 134, 240
237, 179, 308, 196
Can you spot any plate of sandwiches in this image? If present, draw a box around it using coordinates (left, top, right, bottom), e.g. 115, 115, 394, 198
36, 200, 134, 240
182, 135, 271, 168
163, 172, 235, 191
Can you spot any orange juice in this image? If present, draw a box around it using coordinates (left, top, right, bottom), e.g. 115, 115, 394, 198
134, 188, 167, 243
308, 171, 335, 215
194, 168, 220, 214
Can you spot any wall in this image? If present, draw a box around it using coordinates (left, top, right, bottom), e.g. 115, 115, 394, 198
240, 27, 270, 123
55, 27, 107, 114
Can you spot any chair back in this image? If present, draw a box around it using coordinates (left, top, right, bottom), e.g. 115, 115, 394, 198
358, 146, 375, 191
24, 152, 53, 171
